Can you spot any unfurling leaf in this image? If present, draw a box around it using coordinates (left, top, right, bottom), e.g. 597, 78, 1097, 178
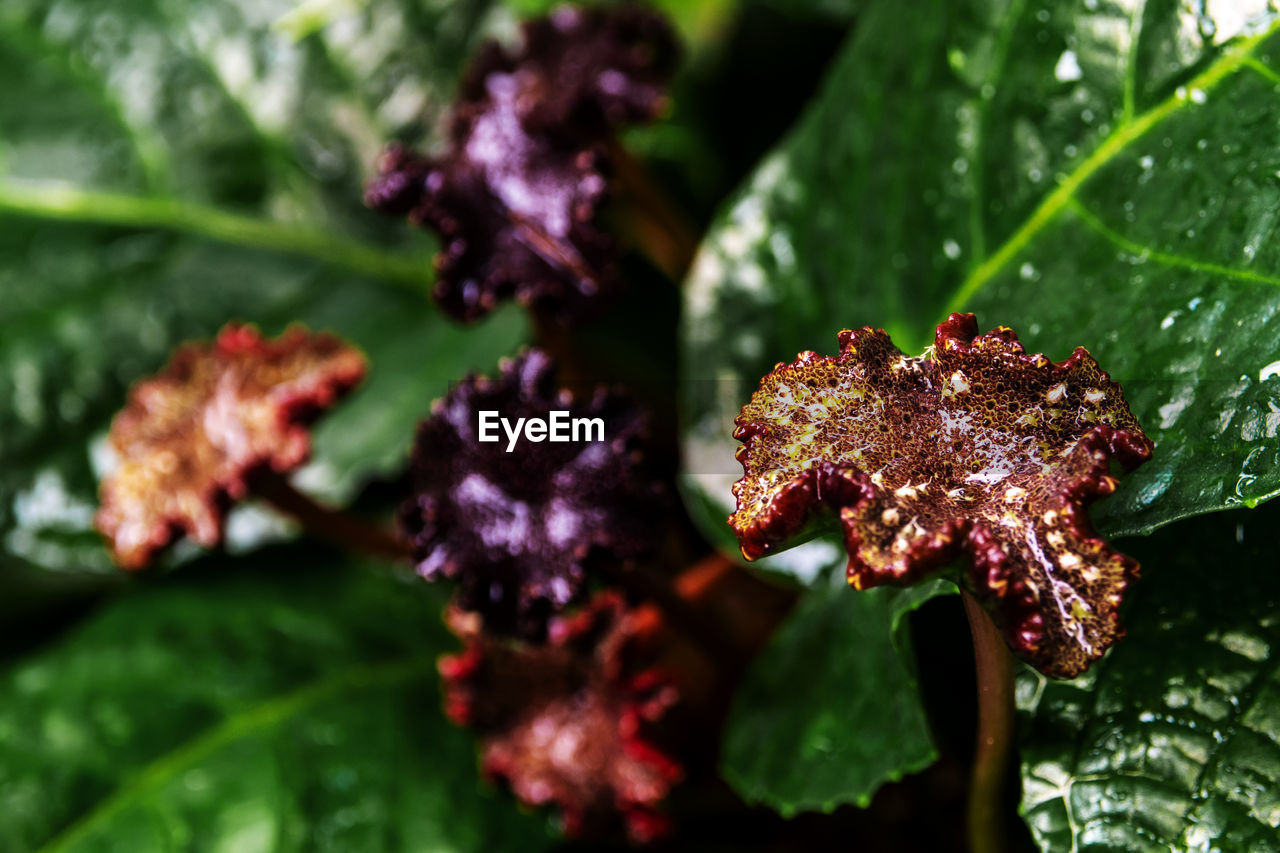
365, 5, 678, 324
440, 592, 681, 843
729, 314, 1153, 677
401, 349, 660, 638
96, 324, 366, 569
458, 5, 680, 135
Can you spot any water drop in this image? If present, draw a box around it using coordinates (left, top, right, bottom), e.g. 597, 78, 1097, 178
1054, 50, 1083, 82
943, 239, 962, 260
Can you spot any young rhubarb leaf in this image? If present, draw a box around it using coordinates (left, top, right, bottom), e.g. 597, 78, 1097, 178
440, 592, 682, 842
730, 314, 1151, 677
96, 325, 366, 569
366, 5, 679, 324
401, 349, 660, 638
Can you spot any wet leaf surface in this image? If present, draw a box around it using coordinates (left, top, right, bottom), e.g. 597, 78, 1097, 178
1019, 501, 1280, 852
0, 548, 555, 852
721, 577, 951, 813
0, 0, 529, 578
681, 0, 1280, 583
680, 0, 1280, 825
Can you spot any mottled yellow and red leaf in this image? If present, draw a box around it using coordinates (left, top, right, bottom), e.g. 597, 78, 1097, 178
730, 313, 1153, 677
96, 324, 366, 569
440, 592, 681, 842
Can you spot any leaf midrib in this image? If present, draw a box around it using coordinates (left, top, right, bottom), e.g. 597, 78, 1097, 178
0, 180, 431, 290
937, 16, 1280, 345
36, 652, 436, 853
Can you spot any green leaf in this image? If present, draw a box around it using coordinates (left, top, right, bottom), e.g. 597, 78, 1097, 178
680, 0, 1280, 581
721, 576, 953, 813
1018, 502, 1280, 852
0, 0, 530, 577
0, 550, 554, 852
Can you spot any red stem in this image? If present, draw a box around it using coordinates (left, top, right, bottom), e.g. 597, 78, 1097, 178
605, 138, 700, 281
252, 471, 409, 563
962, 590, 1016, 853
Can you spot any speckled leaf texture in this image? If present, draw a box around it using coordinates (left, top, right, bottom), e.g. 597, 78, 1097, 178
1019, 501, 1280, 852
681, 0, 1280, 826
729, 315, 1152, 678
0, 0, 530, 583
0, 550, 555, 852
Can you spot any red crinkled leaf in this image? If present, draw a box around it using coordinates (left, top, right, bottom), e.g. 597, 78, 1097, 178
458, 4, 680, 134
95, 324, 366, 569
729, 314, 1153, 678
440, 593, 681, 843
400, 348, 660, 639
364, 5, 678, 324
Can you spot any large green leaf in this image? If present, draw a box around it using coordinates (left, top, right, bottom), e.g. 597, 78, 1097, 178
1018, 501, 1280, 852
680, 0, 1280, 580
0, 0, 531, 577
0, 550, 555, 852
721, 576, 952, 813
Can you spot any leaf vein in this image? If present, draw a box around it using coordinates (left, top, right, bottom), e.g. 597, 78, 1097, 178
1122, 0, 1148, 122
36, 652, 435, 853
0, 179, 432, 291
968, 0, 1029, 268
943, 16, 1280, 320
1244, 55, 1280, 87
1067, 197, 1280, 289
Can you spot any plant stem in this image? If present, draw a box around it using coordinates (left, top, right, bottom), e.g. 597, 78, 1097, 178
595, 559, 741, 665
673, 551, 736, 601
252, 471, 410, 562
962, 590, 1016, 853
604, 139, 700, 281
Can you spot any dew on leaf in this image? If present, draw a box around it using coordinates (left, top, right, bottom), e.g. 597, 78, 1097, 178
1054, 50, 1082, 82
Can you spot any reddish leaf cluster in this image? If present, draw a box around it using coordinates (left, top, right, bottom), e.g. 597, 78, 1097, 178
95, 324, 366, 569
401, 349, 660, 637
440, 592, 682, 842
365, 5, 679, 323
729, 314, 1153, 677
